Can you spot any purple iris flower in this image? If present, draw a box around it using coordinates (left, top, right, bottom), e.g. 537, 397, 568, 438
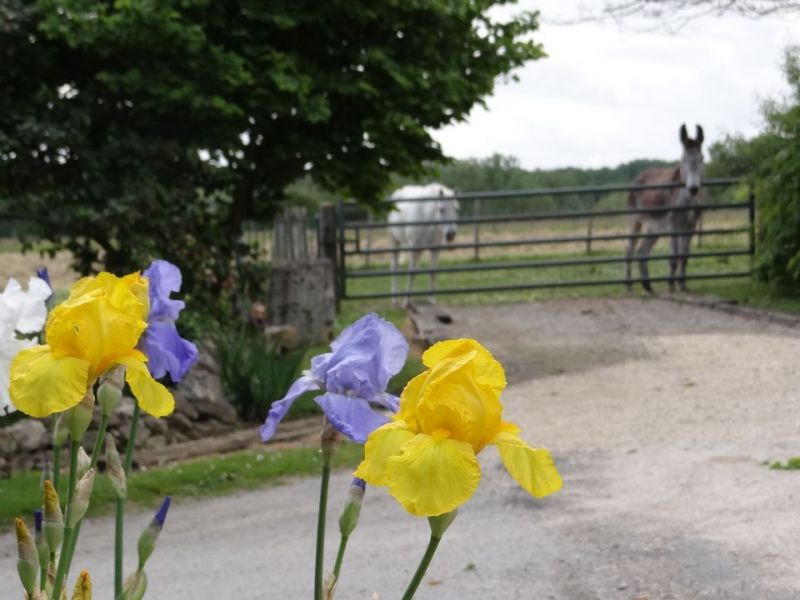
260, 313, 409, 444
141, 260, 198, 383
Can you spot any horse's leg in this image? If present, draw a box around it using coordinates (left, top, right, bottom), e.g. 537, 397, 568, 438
405, 250, 421, 308
625, 219, 641, 292
678, 234, 691, 291
429, 249, 439, 304
668, 233, 678, 293
637, 232, 659, 294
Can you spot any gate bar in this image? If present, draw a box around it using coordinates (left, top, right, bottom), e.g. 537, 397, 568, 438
345, 271, 752, 300
348, 249, 752, 278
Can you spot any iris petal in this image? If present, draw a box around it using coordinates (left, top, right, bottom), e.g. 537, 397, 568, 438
355, 421, 415, 486
315, 392, 389, 443
116, 354, 174, 418
385, 432, 481, 516
491, 427, 562, 498
261, 375, 320, 441
9, 346, 90, 417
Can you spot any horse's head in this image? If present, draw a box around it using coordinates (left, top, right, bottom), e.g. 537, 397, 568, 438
679, 124, 704, 197
432, 185, 459, 242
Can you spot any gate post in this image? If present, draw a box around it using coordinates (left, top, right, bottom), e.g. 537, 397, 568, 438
319, 203, 340, 312
748, 187, 756, 257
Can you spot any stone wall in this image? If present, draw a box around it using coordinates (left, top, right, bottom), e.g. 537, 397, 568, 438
0, 346, 239, 477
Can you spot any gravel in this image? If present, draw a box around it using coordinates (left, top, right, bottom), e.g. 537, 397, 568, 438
2, 296, 800, 599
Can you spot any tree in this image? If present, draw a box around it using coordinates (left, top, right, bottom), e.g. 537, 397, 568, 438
751, 47, 800, 287
0, 0, 544, 311
572, 1, 800, 28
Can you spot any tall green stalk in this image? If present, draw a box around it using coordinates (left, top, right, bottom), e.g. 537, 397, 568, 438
63, 413, 109, 577
115, 402, 141, 597
400, 535, 442, 600
332, 534, 349, 581
314, 460, 331, 600
52, 442, 61, 496
51, 440, 80, 600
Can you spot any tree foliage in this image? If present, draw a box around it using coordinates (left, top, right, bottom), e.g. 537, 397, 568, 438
573, 1, 800, 29
0, 0, 543, 312
751, 47, 800, 286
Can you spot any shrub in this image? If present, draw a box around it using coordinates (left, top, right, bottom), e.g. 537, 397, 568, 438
214, 327, 307, 423
754, 47, 800, 288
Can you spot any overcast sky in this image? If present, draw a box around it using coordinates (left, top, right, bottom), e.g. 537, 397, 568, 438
432, 0, 800, 169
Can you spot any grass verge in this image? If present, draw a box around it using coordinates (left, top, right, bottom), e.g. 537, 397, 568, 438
1, 443, 364, 530
769, 457, 800, 471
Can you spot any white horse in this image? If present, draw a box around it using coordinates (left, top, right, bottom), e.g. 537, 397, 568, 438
388, 183, 459, 306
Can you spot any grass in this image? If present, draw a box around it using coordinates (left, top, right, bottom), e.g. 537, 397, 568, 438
769, 457, 800, 471
2, 443, 364, 529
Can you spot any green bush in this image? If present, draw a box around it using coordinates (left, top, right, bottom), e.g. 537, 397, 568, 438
214, 327, 307, 423
754, 47, 800, 287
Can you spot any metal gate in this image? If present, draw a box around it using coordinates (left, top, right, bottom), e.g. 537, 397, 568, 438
334, 178, 754, 301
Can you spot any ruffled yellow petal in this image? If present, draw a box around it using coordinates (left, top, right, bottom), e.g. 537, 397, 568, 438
491, 427, 562, 498
385, 432, 481, 516
116, 354, 174, 418
422, 339, 506, 397
46, 278, 147, 379
10, 346, 90, 418
355, 421, 415, 486
395, 370, 430, 431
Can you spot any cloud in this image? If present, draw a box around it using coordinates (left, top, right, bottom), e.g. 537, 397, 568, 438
432, 1, 800, 169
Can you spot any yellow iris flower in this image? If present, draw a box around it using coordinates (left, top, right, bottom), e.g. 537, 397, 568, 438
9, 272, 174, 418
355, 339, 561, 516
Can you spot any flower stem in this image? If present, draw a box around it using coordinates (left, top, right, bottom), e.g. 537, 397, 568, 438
115, 402, 140, 598
52, 442, 62, 495
62, 413, 109, 578
332, 534, 349, 581
39, 561, 47, 592
401, 534, 443, 600
89, 413, 109, 469
51, 439, 80, 600
123, 402, 140, 474
114, 497, 124, 595
314, 460, 331, 600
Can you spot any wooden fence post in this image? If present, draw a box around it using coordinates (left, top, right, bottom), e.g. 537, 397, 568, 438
319, 203, 340, 312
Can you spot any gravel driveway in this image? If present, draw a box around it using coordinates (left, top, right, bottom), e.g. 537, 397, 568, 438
3, 297, 800, 599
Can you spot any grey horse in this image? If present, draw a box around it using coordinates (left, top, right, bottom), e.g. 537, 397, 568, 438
625, 124, 705, 293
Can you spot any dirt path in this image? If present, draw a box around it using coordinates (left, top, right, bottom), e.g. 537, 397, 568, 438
3, 297, 800, 599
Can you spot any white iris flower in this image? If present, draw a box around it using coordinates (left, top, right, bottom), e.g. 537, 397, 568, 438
1, 277, 51, 415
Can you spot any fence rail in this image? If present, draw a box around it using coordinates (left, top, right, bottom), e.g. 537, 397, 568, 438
334, 178, 753, 301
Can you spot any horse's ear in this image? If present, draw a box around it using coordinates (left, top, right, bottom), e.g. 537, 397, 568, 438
679, 124, 689, 146
696, 125, 704, 146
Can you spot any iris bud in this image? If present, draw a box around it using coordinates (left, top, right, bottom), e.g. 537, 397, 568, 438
98, 368, 124, 416
428, 509, 458, 539
71, 570, 92, 600
338, 478, 365, 538
16, 517, 39, 597
105, 435, 127, 500
76, 446, 91, 479
118, 570, 147, 600
53, 414, 69, 447
137, 497, 171, 569
67, 469, 96, 528
43, 480, 64, 552
65, 390, 95, 442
